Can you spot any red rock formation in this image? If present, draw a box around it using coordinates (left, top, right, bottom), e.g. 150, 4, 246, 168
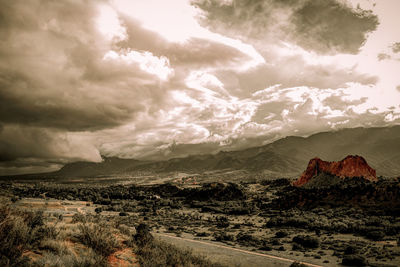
293, 155, 377, 187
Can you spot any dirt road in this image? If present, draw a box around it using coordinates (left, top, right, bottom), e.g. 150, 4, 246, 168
156, 233, 323, 267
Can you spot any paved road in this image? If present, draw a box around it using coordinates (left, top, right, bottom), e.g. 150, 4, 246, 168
155, 233, 323, 267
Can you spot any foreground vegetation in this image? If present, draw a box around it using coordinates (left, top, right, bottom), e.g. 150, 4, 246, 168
0, 200, 224, 267
1, 176, 400, 266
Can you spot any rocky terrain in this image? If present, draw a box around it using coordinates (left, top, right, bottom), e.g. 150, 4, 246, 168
293, 155, 377, 187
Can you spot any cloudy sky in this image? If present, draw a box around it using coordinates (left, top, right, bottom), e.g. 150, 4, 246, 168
1, 0, 399, 175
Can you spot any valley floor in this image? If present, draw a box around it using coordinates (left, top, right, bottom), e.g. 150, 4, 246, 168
1, 175, 400, 266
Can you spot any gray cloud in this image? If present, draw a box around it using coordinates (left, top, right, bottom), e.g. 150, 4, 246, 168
193, 0, 379, 54
0, 125, 100, 163
214, 57, 377, 98
377, 53, 391, 61
118, 17, 254, 69
0, 0, 150, 131
392, 42, 400, 53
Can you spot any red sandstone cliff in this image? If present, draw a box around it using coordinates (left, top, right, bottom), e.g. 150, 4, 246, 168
293, 155, 377, 187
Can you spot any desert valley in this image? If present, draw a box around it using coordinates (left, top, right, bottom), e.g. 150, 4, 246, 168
1, 126, 400, 266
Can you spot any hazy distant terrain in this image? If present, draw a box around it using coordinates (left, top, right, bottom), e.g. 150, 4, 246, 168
23, 126, 400, 180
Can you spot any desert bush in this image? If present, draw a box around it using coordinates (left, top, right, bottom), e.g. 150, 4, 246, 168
29, 223, 58, 247
236, 232, 261, 247
275, 230, 288, 238
292, 243, 304, 251
290, 261, 307, 267
195, 231, 210, 237
259, 244, 272, 251
214, 231, 234, 242
0, 205, 56, 266
342, 255, 368, 266
76, 223, 119, 257
292, 235, 319, 249
117, 224, 131, 236
33, 248, 106, 267
134, 223, 154, 246
72, 213, 86, 223
344, 245, 358, 255
365, 230, 385, 241
0, 213, 30, 266
135, 238, 224, 267
39, 239, 69, 254
216, 216, 230, 228
94, 207, 102, 214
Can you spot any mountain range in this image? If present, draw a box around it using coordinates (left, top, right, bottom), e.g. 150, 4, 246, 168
7, 125, 400, 179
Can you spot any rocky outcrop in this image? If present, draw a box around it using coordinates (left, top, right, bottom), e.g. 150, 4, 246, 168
293, 155, 377, 187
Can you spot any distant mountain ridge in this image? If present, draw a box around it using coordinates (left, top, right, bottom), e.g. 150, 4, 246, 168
17, 125, 400, 178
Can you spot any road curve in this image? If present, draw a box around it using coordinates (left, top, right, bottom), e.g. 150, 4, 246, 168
156, 233, 322, 267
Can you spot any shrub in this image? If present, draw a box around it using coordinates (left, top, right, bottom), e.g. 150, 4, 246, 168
134, 223, 153, 246
135, 238, 224, 267
292, 243, 304, 251
292, 235, 319, 249
76, 223, 119, 257
0, 214, 29, 265
72, 213, 86, 223
275, 230, 288, 238
214, 231, 234, 242
216, 216, 230, 228
344, 245, 358, 255
290, 261, 307, 267
94, 207, 102, 214
35, 248, 106, 267
236, 232, 261, 247
365, 230, 385, 241
342, 255, 368, 266
0, 205, 54, 266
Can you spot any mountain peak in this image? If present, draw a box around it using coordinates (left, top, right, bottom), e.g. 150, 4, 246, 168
293, 155, 377, 187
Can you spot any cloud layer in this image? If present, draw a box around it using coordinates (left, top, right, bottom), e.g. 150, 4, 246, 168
193, 0, 379, 54
0, 0, 399, 174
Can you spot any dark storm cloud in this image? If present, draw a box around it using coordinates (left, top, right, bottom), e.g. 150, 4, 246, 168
0, 69, 142, 131
0, 125, 100, 163
193, 0, 379, 54
0, 0, 169, 131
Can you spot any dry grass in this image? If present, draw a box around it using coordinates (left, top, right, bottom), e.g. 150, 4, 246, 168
75, 223, 120, 257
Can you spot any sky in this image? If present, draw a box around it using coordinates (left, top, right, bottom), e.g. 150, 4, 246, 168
0, 0, 399, 175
